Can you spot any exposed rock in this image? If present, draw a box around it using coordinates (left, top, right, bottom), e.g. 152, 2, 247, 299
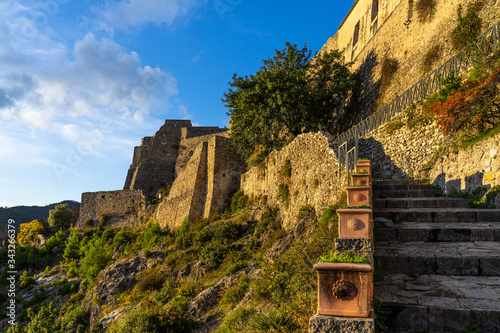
100, 305, 138, 330
86, 253, 148, 326
187, 287, 219, 317
178, 262, 194, 279
266, 232, 294, 260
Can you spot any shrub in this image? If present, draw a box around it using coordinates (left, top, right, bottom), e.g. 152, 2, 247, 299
230, 190, 249, 213
278, 183, 289, 206
48, 203, 72, 228
199, 240, 229, 269
113, 229, 135, 246
83, 219, 94, 227
17, 220, 45, 246
154, 279, 178, 305
136, 268, 165, 293
297, 205, 313, 221
79, 235, 113, 281
424, 70, 500, 135
386, 120, 404, 134
451, 1, 483, 49
19, 271, 36, 288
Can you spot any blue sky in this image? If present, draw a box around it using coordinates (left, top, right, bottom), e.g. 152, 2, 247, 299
0, 0, 354, 207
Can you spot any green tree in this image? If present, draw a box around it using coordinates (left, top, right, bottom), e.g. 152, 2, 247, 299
223, 42, 354, 158
48, 203, 72, 228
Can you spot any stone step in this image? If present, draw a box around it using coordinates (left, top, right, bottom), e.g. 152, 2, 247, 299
374, 208, 500, 223
374, 274, 500, 333
372, 183, 438, 192
376, 222, 500, 242
373, 179, 430, 185
374, 241, 500, 276
372, 189, 442, 198
374, 197, 469, 209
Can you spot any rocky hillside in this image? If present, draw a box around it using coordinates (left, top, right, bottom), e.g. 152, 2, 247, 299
0, 193, 344, 333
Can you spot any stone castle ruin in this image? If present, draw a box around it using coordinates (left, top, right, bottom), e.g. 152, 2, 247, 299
76, 120, 246, 229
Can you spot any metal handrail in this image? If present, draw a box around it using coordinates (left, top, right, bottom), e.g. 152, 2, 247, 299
336, 20, 500, 174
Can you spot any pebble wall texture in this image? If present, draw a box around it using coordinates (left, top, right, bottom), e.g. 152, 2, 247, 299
241, 132, 348, 231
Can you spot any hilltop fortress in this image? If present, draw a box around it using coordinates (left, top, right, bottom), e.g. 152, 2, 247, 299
76, 0, 500, 232
76, 120, 246, 230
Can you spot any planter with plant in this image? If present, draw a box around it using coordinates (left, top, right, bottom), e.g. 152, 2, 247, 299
337, 207, 372, 239
355, 163, 372, 174
357, 158, 371, 165
351, 173, 371, 187
346, 185, 371, 207
314, 253, 373, 317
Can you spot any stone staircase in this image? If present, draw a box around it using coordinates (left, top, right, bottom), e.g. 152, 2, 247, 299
373, 179, 500, 333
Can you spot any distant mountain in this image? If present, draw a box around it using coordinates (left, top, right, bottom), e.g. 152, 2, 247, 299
0, 200, 80, 225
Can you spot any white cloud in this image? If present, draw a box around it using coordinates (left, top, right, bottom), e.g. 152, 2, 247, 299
97, 0, 203, 31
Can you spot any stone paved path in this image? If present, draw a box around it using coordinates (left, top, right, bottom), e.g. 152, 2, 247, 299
373, 179, 500, 333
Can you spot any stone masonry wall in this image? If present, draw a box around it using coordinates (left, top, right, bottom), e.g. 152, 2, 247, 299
321, 0, 500, 117
155, 141, 208, 230
175, 132, 229, 178
357, 112, 444, 179
429, 132, 500, 195
204, 136, 247, 219
357, 110, 500, 204
76, 190, 147, 228
241, 132, 348, 231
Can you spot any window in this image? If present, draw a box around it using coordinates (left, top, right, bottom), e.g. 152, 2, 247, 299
371, 0, 379, 22
353, 22, 360, 46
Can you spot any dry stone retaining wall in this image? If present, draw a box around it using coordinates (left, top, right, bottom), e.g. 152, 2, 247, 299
357, 113, 444, 179
241, 132, 347, 231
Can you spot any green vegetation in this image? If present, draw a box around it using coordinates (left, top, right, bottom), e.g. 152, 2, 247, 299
318, 252, 371, 264
224, 42, 354, 159
48, 203, 72, 228
451, 1, 484, 50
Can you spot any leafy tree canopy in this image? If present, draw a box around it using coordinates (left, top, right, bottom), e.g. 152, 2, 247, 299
223, 42, 354, 159
48, 203, 72, 228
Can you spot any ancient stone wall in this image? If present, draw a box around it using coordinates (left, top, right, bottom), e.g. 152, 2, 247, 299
76, 190, 147, 228
155, 141, 208, 230
357, 112, 444, 179
429, 132, 500, 194
204, 136, 247, 218
175, 132, 229, 177
155, 134, 245, 230
321, 0, 500, 117
241, 132, 348, 231
123, 120, 227, 197
357, 110, 500, 199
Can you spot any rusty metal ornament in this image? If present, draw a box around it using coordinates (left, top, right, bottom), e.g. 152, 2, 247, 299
332, 280, 358, 300
347, 218, 362, 231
